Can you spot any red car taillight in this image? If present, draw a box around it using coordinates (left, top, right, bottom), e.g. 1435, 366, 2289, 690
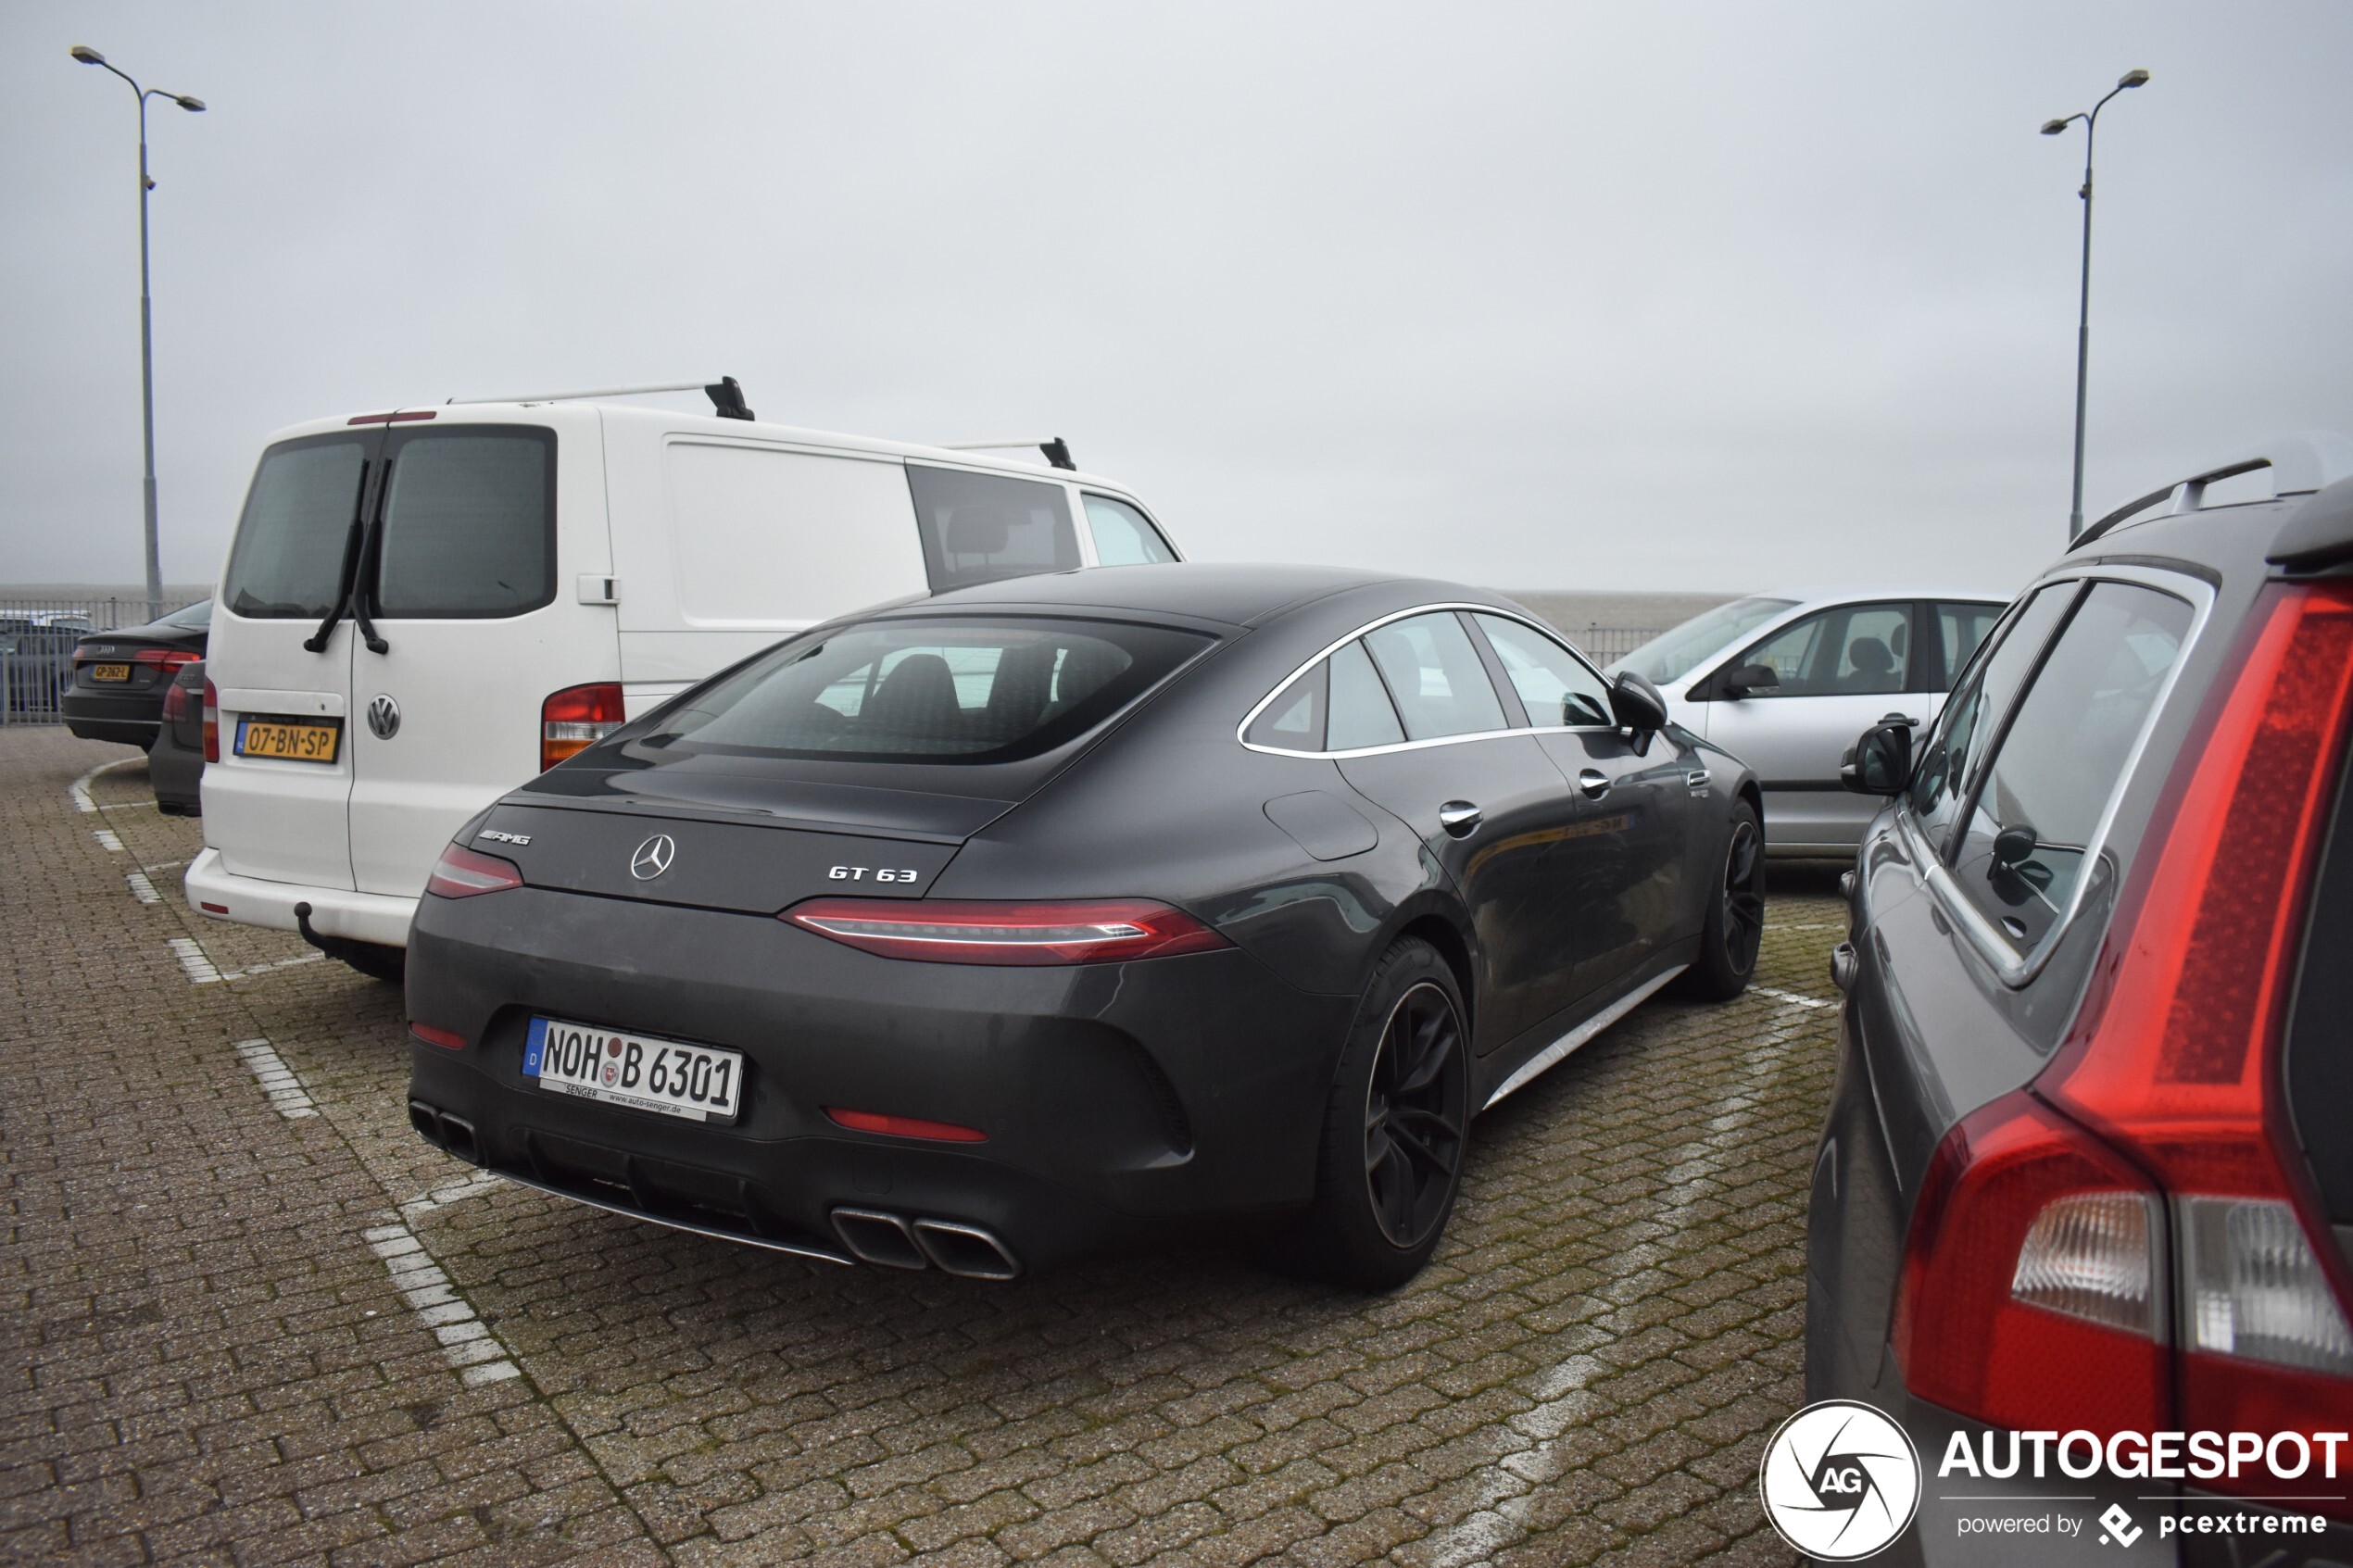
541, 682, 625, 771
1893, 581, 2353, 1510
201, 678, 219, 763
134, 646, 200, 672
160, 682, 189, 723
424, 843, 523, 898
784, 898, 1229, 965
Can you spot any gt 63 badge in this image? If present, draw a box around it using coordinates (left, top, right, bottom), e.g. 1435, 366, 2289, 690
1758, 1399, 1921, 1560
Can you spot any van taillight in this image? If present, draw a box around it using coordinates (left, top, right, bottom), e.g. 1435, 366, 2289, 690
1893, 581, 2353, 1511
541, 683, 625, 771
202, 678, 219, 763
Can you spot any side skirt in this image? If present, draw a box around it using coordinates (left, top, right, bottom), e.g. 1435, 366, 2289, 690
1478, 964, 1688, 1112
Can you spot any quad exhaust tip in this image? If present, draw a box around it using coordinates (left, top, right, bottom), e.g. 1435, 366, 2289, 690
831, 1208, 1021, 1280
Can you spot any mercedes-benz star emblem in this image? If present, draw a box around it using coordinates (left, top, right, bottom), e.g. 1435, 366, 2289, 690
366, 694, 400, 740
629, 834, 676, 881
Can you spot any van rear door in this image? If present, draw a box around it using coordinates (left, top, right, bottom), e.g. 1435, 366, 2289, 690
207, 424, 384, 891
345, 406, 617, 898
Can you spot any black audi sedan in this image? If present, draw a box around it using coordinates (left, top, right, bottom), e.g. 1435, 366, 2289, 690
61, 598, 211, 746
406, 565, 1764, 1286
1809, 434, 2353, 1559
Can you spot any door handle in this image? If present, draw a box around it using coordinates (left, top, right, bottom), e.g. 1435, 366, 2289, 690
1437, 800, 1482, 836
1881, 712, 1921, 727
1577, 770, 1611, 800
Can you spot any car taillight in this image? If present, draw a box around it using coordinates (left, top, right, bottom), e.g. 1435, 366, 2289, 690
784, 898, 1229, 965
409, 1022, 466, 1050
1894, 1092, 2169, 1436
134, 646, 200, 671
201, 678, 219, 763
541, 682, 625, 771
1894, 581, 2353, 1509
160, 682, 188, 722
425, 843, 523, 898
824, 1108, 988, 1143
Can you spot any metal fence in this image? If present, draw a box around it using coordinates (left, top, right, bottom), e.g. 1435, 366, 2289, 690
1564, 625, 1663, 663
0, 596, 205, 726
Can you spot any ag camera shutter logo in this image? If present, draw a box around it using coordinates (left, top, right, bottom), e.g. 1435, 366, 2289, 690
1759, 1400, 1921, 1560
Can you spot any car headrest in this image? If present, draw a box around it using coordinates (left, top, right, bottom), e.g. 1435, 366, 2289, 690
1848, 637, 1894, 676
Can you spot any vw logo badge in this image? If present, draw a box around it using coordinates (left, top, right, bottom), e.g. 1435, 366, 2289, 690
629, 834, 676, 881
366, 694, 400, 740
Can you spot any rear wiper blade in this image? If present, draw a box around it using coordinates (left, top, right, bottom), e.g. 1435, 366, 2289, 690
303, 460, 371, 653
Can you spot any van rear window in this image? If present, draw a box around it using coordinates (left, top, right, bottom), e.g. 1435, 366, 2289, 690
375, 429, 555, 618
221, 437, 370, 618
907, 466, 1081, 592
639, 617, 1209, 764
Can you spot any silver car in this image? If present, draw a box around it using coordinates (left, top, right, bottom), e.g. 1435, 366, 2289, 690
1610, 587, 2007, 856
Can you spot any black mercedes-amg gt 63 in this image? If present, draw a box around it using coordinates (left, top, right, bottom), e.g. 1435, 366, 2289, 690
405, 564, 1764, 1286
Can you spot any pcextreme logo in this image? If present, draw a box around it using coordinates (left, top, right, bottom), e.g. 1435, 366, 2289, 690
1758, 1400, 1923, 1561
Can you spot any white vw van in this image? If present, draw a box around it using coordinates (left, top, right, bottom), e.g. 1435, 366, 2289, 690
186, 384, 1181, 979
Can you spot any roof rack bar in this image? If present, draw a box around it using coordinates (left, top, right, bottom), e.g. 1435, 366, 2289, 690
937, 437, 1076, 471
447, 377, 755, 420
2071, 431, 2353, 552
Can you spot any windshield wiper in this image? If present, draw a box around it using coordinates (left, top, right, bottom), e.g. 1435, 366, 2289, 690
302, 461, 371, 653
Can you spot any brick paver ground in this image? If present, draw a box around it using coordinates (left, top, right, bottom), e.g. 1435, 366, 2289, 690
3, 728, 1839, 1565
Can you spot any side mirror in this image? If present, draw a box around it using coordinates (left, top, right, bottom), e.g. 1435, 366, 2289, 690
1840, 722, 1912, 796
1722, 663, 1780, 699
1609, 671, 1669, 736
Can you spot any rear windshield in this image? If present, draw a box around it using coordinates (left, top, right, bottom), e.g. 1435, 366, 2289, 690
907, 465, 1081, 592
221, 436, 370, 618
638, 616, 1211, 764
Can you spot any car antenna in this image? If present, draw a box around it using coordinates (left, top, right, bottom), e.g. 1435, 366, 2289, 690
938, 437, 1076, 471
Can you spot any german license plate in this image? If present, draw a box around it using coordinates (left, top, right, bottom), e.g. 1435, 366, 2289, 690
235, 717, 341, 763
524, 1017, 743, 1123
90, 663, 132, 683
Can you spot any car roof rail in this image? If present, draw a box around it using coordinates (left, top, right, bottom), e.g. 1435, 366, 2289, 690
937, 438, 1076, 471
445, 377, 754, 420
2073, 430, 2353, 551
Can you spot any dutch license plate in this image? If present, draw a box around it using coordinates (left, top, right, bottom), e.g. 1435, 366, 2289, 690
235, 717, 341, 763
524, 1017, 743, 1123
90, 663, 132, 683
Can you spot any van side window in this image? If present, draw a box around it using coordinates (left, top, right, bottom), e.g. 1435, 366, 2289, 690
1906, 584, 2077, 856
907, 466, 1081, 592
220, 437, 370, 619
1361, 612, 1508, 741
1081, 495, 1177, 565
1472, 614, 1614, 726
1947, 583, 2193, 949
375, 429, 557, 619
1247, 660, 1328, 751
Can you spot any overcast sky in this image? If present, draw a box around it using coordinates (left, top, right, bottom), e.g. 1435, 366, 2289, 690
5, 1, 2349, 598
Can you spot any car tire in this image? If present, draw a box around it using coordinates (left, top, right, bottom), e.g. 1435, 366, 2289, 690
1675, 799, 1765, 1002
337, 942, 407, 985
1282, 938, 1471, 1290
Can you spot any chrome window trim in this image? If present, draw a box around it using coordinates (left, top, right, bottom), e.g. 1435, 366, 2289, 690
1897, 562, 2216, 990
1234, 602, 1620, 759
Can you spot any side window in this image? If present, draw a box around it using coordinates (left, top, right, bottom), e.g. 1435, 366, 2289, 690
1730, 601, 1912, 697
1081, 495, 1177, 566
1936, 601, 2006, 691
1908, 585, 2076, 853
1327, 641, 1404, 750
1246, 660, 1327, 751
906, 465, 1082, 591
375, 429, 557, 618
1473, 614, 1614, 726
1947, 583, 2194, 948
1361, 612, 1509, 741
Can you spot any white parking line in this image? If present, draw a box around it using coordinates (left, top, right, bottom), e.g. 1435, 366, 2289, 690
67, 758, 137, 813
94, 829, 124, 853
359, 1223, 522, 1387
167, 937, 325, 985
126, 872, 161, 905
231, 1038, 321, 1120
399, 1172, 505, 1222
1755, 985, 1835, 1010
140, 859, 185, 873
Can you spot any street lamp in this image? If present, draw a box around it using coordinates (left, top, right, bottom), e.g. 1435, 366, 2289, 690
70, 45, 206, 620
2043, 69, 2150, 540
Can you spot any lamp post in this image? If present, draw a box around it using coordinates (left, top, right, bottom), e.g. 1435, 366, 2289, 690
2043, 69, 2149, 541
69, 45, 205, 620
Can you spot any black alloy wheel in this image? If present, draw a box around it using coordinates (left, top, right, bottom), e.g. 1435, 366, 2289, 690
1362, 981, 1468, 1249
1678, 799, 1766, 1000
